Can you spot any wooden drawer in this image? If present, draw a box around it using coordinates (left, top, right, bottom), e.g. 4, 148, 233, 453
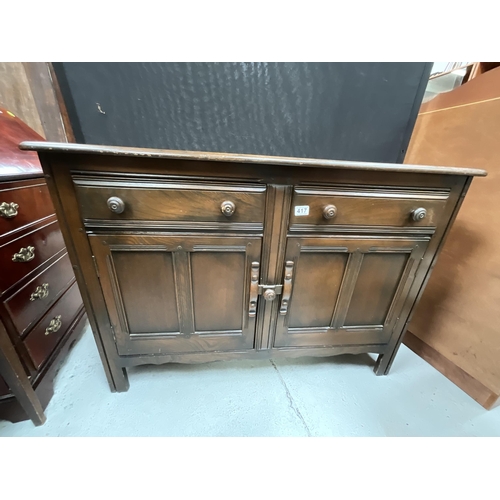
23, 281, 82, 370
289, 186, 450, 228
73, 177, 266, 225
0, 180, 55, 237
0, 220, 65, 294
4, 253, 75, 336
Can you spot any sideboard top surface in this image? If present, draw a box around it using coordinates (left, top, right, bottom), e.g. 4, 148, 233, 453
19, 141, 487, 177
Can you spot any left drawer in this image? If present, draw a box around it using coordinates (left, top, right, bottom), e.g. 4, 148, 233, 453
4, 252, 75, 336
0, 220, 65, 294
23, 281, 82, 370
0, 181, 55, 237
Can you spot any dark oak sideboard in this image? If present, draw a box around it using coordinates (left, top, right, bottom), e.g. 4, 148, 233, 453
20, 141, 486, 393
0, 110, 86, 426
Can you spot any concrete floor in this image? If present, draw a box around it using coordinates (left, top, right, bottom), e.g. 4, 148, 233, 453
1, 322, 499, 436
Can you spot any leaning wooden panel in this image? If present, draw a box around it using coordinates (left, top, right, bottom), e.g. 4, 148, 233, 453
20, 140, 484, 392
404, 67, 500, 409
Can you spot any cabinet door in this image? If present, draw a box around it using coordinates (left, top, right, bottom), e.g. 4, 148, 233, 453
273, 236, 429, 348
89, 234, 262, 355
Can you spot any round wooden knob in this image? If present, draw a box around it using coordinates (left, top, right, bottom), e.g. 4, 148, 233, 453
221, 200, 236, 217
412, 208, 427, 222
263, 289, 276, 301
107, 196, 125, 214
323, 204, 337, 219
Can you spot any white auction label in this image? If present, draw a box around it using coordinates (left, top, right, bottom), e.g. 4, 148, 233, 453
294, 205, 310, 216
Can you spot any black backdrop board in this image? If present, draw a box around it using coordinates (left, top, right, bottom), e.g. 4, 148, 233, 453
53, 62, 431, 163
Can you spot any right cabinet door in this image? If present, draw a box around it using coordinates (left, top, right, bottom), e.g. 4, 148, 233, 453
273, 236, 429, 348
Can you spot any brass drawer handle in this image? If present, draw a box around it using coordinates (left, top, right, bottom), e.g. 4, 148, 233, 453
107, 196, 125, 214
221, 200, 236, 217
45, 315, 62, 335
0, 201, 19, 219
412, 208, 427, 221
12, 246, 35, 262
323, 204, 337, 219
30, 283, 50, 301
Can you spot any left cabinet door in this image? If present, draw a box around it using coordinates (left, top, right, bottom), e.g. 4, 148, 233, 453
89, 234, 262, 355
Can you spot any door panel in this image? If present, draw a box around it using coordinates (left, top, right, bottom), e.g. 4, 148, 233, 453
344, 252, 409, 327
90, 234, 262, 355
273, 236, 429, 348
191, 251, 245, 332
287, 252, 348, 329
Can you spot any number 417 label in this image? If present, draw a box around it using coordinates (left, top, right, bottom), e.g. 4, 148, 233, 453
294, 205, 310, 216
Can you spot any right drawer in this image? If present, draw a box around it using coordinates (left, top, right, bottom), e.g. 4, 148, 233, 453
23, 281, 82, 370
289, 186, 450, 228
4, 252, 75, 336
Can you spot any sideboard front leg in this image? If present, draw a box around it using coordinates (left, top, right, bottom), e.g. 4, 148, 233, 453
108, 358, 129, 392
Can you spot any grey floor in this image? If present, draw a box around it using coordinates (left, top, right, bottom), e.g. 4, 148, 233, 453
1, 322, 499, 436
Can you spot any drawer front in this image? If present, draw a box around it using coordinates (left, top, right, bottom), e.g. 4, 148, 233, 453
23, 281, 82, 370
73, 178, 266, 225
0, 221, 65, 294
290, 186, 449, 228
0, 181, 55, 237
4, 253, 75, 336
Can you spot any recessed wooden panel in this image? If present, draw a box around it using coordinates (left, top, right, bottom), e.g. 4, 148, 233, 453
344, 253, 409, 327
288, 252, 347, 328
112, 251, 179, 334
191, 251, 245, 332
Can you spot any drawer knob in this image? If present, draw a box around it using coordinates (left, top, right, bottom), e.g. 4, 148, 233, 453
45, 315, 62, 336
323, 204, 337, 219
12, 246, 35, 262
30, 283, 50, 301
221, 200, 236, 217
0, 201, 19, 219
412, 208, 427, 222
107, 196, 125, 214
263, 289, 276, 301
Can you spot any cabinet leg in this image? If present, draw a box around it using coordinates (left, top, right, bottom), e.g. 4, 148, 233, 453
107, 359, 129, 393
374, 354, 390, 376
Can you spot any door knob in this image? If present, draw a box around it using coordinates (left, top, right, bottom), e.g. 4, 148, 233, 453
323, 204, 337, 219
107, 196, 125, 214
221, 200, 236, 217
263, 289, 276, 301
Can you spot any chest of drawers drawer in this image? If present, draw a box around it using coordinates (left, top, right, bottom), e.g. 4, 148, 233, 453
23, 281, 83, 370
3, 252, 75, 336
289, 186, 450, 229
73, 177, 267, 225
0, 180, 55, 237
0, 220, 65, 294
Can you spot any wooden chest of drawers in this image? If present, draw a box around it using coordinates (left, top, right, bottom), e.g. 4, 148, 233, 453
0, 109, 86, 426
21, 141, 486, 393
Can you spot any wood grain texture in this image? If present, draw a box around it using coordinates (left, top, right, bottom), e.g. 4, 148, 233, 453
20, 141, 487, 177
52, 62, 431, 163
74, 179, 266, 224
404, 66, 500, 408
